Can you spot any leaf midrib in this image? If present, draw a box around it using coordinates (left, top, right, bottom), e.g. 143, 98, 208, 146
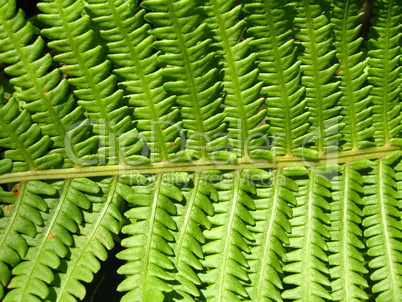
0, 145, 398, 184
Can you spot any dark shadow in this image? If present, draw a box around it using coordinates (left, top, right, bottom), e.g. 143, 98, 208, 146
15, 0, 40, 18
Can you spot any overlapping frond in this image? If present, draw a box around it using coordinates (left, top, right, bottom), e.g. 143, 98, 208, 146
0, 98, 62, 172
203, 0, 270, 160
0, 0, 85, 158
328, 161, 369, 301
367, 0, 401, 146
84, 0, 181, 163
332, 0, 374, 150
3, 179, 97, 302
362, 158, 402, 301
245, 0, 309, 158
0, 181, 55, 301
0, 174, 124, 302
294, 0, 343, 155
37, 0, 144, 165
282, 166, 332, 301
50, 177, 124, 301
142, 0, 229, 162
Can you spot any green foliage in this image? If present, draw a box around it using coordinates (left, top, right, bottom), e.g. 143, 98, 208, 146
0, 0, 401, 301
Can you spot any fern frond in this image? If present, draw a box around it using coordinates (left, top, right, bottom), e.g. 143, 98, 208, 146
332, 0, 375, 150
84, 0, 181, 163
49, 176, 124, 301
247, 167, 299, 301
0, 182, 47, 300
0, 1, 401, 301
116, 174, 183, 302
1, 181, 56, 302
328, 161, 369, 301
37, 0, 144, 165
294, 0, 343, 155
367, 0, 401, 146
245, 0, 309, 158
362, 158, 402, 301
201, 170, 266, 301
3, 178, 103, 301
203, 0, 270, 160
0, 0, 86, 158
142, 0, 228, 162
0, 98, 62, 172
282, 166, 332, 301
166, 172, 216, 301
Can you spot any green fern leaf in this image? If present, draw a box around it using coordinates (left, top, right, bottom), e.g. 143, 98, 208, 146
38, 0, 144, 166
142, 0, 228, 162
328, 162, 370, 301
294, 0, 343, 155
247, 167, 298, 301
282, 166, 332, 301
201, 170, 266, 301
49, 177, 123, 301
367, 0, 401, 146
363, 159, 402, 301
165, 172, 216, 301
203, 0, 270, 160
0, 0, 401, 301
332, 0, 375, 150
84, 0, 181, 163
0, 0, 86, 160
1, 181, 56, 302
245, 0, 309, 158
0, 98, 62, 172
0, 182, 44, 299
116, 174, 184, 302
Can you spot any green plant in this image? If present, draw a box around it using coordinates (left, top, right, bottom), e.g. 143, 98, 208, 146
0, 0, 401, 301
